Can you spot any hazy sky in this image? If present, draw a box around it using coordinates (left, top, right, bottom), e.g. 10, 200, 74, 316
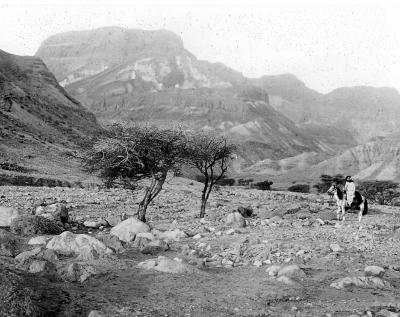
0, 0, 399, 93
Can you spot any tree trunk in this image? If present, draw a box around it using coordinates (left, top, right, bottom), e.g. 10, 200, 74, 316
200, 182, 208, 218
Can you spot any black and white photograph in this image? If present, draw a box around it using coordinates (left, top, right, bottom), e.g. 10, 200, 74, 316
1, 0, 400, 316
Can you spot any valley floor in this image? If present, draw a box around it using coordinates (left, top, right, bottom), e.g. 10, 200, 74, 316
1, 178, 400, 317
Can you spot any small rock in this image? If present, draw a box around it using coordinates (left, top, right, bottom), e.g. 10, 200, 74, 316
226, 212, 246, 228
192, 234, 202, 239
28, 236, 50, 245
0, 206, 21, 227
330, 243, 342, 252
364, 265, 385, 278
83, 221, 101, 229
266, 265, 281, 277
330, 276, 392, 290
377, 309, 399, 317
225, 229, 235, 235
253, 260, 263, 267
88, 310, 107, 317
140, 239, 169, 255
105, 215, 123, 227
277, 275, 298, 285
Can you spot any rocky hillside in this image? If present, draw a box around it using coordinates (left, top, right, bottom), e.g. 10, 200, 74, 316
0, 49, 101, 182
253, 74, 400, 143
35, 27, 332, 169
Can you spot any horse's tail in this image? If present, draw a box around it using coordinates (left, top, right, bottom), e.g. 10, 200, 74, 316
362, 199, 368, 215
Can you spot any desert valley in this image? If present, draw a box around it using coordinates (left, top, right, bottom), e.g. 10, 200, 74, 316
1, 25, 400, 317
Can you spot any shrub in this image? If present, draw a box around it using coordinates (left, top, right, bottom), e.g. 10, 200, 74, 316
10, 215, 63, 235
288, 184, 310, 193
358, 180, 400, 205
313, 174, 344, 193
252, 180, 273, 190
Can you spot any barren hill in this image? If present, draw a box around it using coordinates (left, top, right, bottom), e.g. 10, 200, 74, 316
0, 49, 101, 183
36, 27, 330, 169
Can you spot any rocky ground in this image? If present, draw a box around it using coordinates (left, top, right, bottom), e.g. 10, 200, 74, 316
1, 177, 400, 317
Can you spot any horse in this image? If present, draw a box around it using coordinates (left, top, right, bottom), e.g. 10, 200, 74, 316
327, 183, 368, 222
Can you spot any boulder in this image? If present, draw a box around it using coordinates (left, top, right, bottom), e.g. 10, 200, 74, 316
10, 215, 63, 235
266, 265, 281, 277
36, 203, 69, 223
15, 247, 43, 263
0, 263, 69, 317
364, 265, 385, 278
46, 231, 112, 260
0, 229, 23, 257
277, 265, 306, 279
153, 229, 187, 242
110, 217, 150, 243
137, 256, 197, 274
28, 235, 51, 245
140, 239, 169, 255
106, 215, 123, 227
237, 206, 254, 218
64, 262, 100, 283
96, 234, 125, 253
226, 212, 246, 228
0, 206, 21, 227
29, 260, 58, 279
330, 276, 392, 290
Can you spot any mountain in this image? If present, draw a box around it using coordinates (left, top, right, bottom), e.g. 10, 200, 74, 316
252, 75, 400, 143
0, 49, 100, 182
36, 27, 331, 169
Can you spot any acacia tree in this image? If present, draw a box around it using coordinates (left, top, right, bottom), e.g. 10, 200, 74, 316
84, 124, 188, 222
187, 132, 236, 218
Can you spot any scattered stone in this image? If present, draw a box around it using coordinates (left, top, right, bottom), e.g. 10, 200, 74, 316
330, 243, 342, 252
153, 229, 188, 242
15, 247, 42, 263
237, 206, 253, 218
64, 262, 100, 283
106, 215, 123, 227
377, 309, 399, 317
364, 265, 385, 278
277, 275, 298, 286
330, 276, 392, 290
46, 231, 112, 260
277, 265, 306, 279
110, 217, 150, 243
225, 229, 235, 235
192, 234, 202, 239
138, 256, 197, 274
253, 260, 263, 267
0, 206, 21, 227
140, 239, 169, 255
226, 212, 245, 228
97, 233, 125, 253
36, 203, 69, 223
88, 310, 107, 317
83, 221, 102, 228
28, 235, 50, 245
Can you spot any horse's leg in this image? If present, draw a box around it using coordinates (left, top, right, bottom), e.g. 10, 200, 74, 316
341, 200, 346, 222
336, 201, 341, 221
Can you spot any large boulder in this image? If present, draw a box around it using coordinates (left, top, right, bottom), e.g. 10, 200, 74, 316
110, 217, 150, 243
226, 212, 246, 228
0, 229, 23, 257
0, 206, 21, 227
35, 203, 69, 223
0, 263, 69, 317
96, 233, 126, 253
10, 215, 63, 235
364, 265, 385, 278
46, 231, 112, 260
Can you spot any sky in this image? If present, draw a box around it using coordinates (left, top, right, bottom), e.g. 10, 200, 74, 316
0, 0, 399, 93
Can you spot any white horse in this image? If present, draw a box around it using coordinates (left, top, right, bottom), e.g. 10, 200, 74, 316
327, 183, 368, 222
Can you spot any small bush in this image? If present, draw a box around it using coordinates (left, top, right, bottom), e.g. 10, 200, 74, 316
10, 215, 63, 235
287, 184, 310, 193
0, 229, 22, 257
252, 180, 273, 190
